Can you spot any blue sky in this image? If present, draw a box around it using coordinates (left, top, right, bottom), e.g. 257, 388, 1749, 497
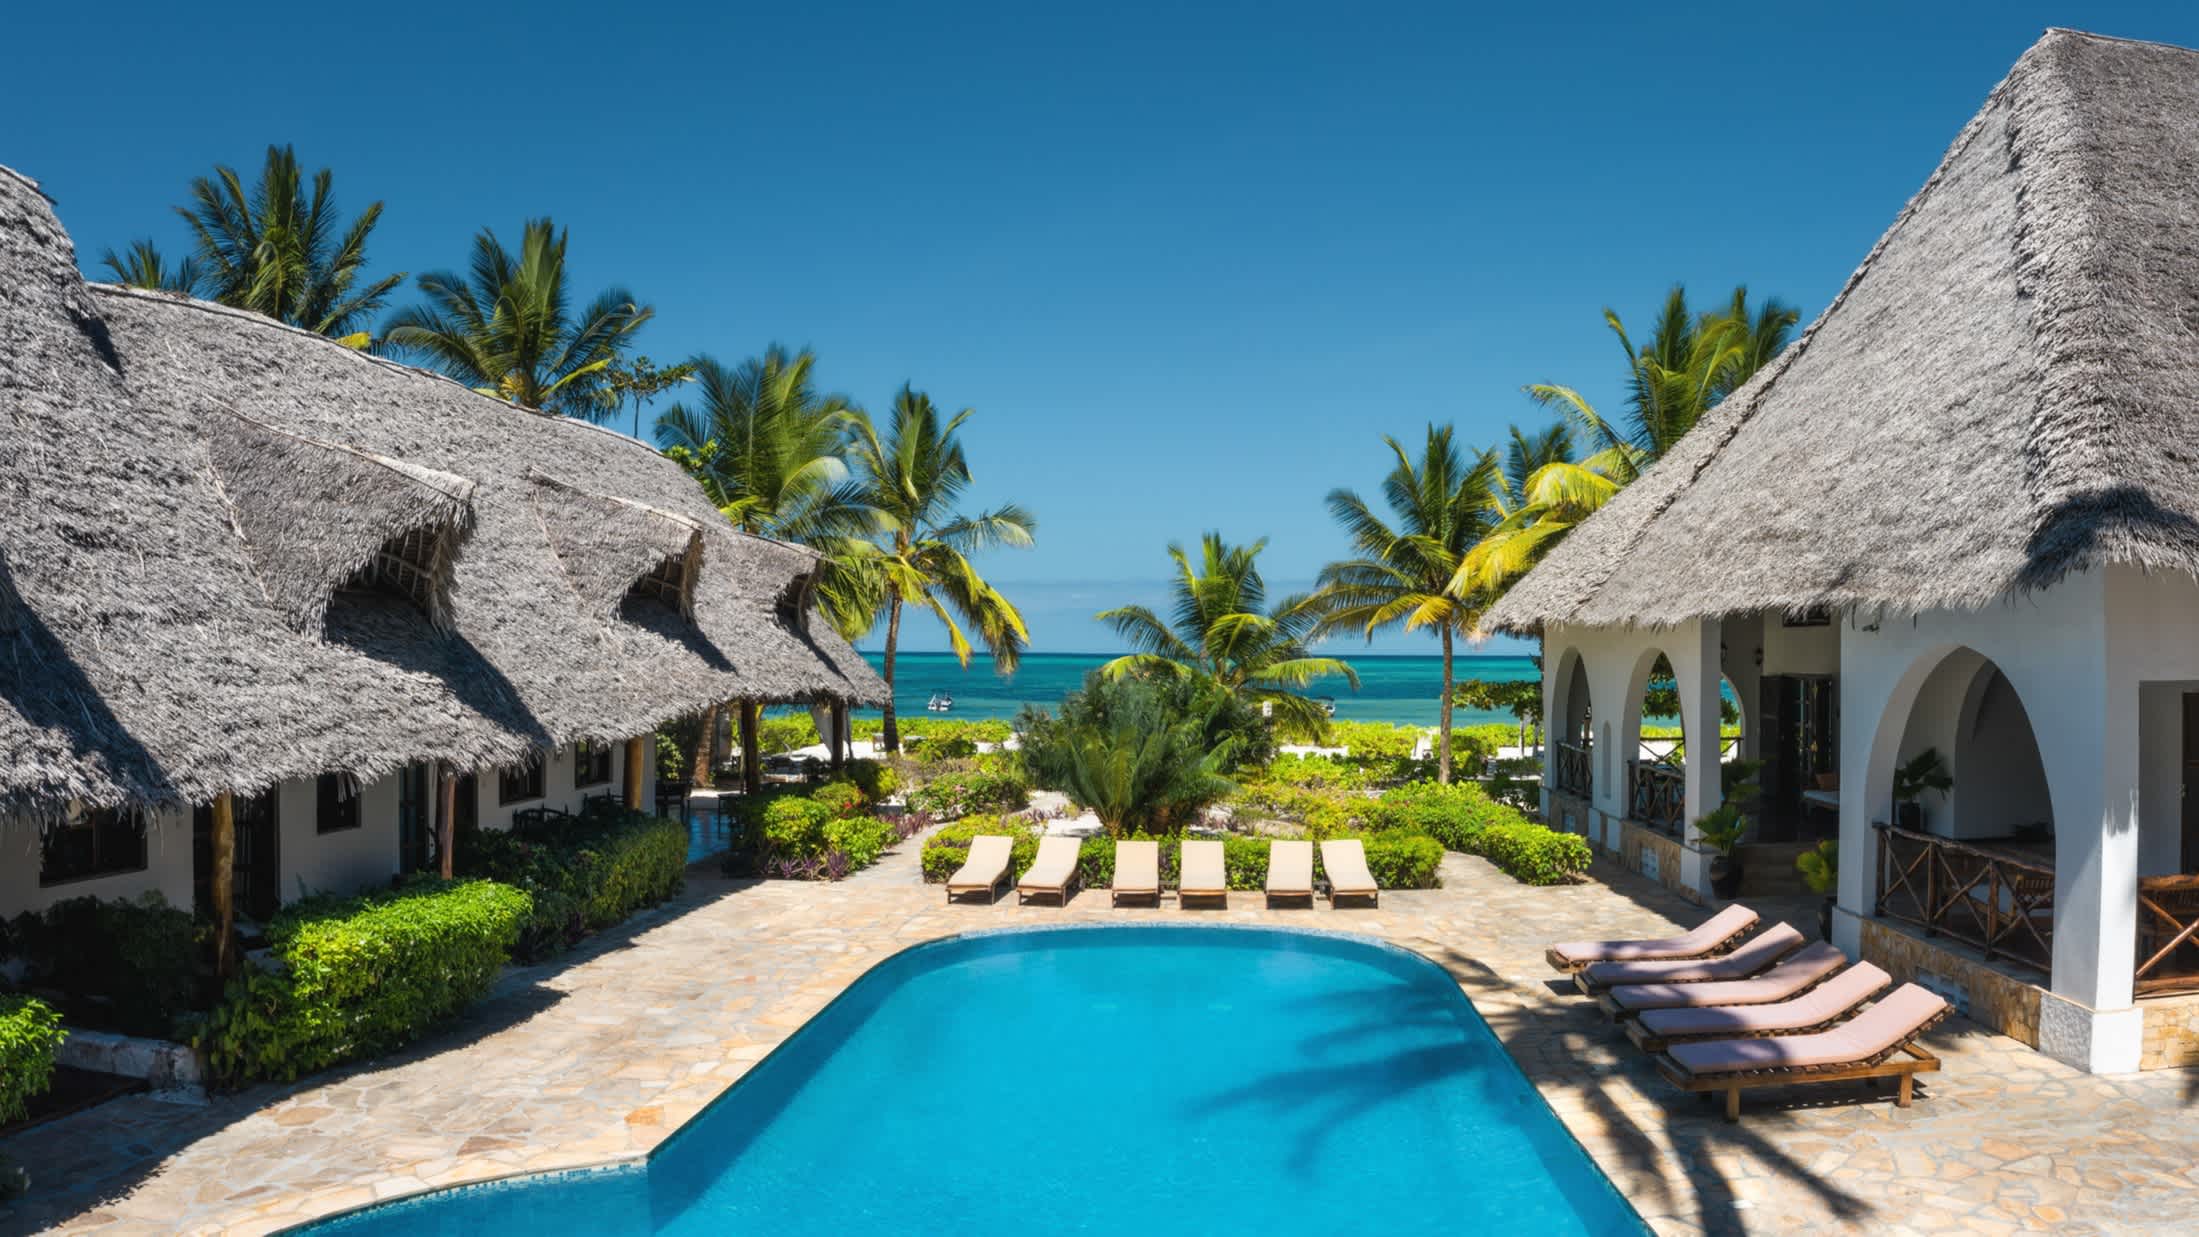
10, 2, 2198, 656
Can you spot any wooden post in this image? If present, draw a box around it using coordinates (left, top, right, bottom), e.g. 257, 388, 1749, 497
625, 736, 647, 810
740, 700, 762, 796
437, 763, 457, 880
211, 790, 237, 980
830, 699, 848, 770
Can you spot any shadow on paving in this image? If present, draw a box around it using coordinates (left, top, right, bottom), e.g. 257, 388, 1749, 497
0, 872, 783, 1235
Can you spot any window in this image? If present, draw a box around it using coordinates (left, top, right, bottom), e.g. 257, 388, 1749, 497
498, 756, 545, 804
39, 803, 149, 886
573, 740, 614, 788
1782, 606, 1833, 628
316, 772, 362, 833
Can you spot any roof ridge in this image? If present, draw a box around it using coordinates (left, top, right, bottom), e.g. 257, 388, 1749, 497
2039, 27, 2199, 55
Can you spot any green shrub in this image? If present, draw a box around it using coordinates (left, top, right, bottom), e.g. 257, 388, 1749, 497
1473, 821, 1592, 886
1323, 721, 1421, 761
908, 769, 1029, 820
8, 894, 205, 1038
855, 717, 1013, 745
757, 714, 821, 755
1365, 780, 1516, 852
920, 816, 1041, 882
1230, 779, 1365, 836
824, 816, 898, 871
0, 995, 65, 1124
761, 796, 836, 858
809, 780, 868, 819
844, 758, 899, 803
1359, 832, 1444, 889
198, 879, 530, 1085
455, 812, 686, 959
1265, 753, 1379, 792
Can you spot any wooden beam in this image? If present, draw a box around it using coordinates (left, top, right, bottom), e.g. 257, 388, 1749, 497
625, 736, 647, 810
210, 791, 236, 980
436, 763, 457, 880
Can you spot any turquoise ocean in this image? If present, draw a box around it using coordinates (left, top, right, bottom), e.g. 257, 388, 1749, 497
849, 650, 1538, 728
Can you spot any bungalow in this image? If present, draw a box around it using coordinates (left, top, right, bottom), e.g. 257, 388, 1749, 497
1489, 29, 2199, 1074
0, 163, 888, 950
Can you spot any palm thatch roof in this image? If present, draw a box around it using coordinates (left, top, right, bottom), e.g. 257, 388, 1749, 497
1486, 29, 2199, 634
0, 164, 885, 815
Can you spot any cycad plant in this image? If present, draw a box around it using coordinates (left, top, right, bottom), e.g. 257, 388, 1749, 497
1313, 425, 1504, 782
382, 219, 651, 418
1017, 675, 1241, 837
176, 145, 403, 345
847, 387, 1036, 753
1100, 534, 1356, 737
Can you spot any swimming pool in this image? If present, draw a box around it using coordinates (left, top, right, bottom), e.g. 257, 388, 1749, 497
296, 927, 1641, 1235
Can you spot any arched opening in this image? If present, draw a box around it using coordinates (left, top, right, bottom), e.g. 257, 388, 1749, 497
1622, 648, 1688, 838
1870, 646, 2055, 975
1549, 648, 1593, 800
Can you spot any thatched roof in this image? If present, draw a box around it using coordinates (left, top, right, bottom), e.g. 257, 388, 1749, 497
1486, 29, 2199, 634
0, 163, 885, 815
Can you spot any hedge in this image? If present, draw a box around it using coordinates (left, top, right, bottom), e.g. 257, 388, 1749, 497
918, 827, 1441, 891
7, 893, 205, 1038
1473, 822, 1592, 886
456, 811, 687, 960
907, 770, 1029, 820
1364, 780, 1589, 885
0, 995, 65, 1124
198, 878, 531, 1085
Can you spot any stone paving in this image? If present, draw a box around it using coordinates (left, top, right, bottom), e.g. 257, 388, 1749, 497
7, 838, 2199, 1236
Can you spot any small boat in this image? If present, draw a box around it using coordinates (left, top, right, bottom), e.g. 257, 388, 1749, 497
1316, 696, 1337, 718
927, 690, 954, 713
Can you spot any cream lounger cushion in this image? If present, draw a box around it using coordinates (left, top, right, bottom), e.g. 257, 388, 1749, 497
1583, 923, 1804, 987
1549, 903, 1758, 968
1267, 840, 1314, 896
1113, 839, 1160, 894
948, 835, 1012, 892
1638, 962, 1893, 1040
1019, 836, 1082, 892
1319, 839, 1377, 896
1180, 840, 1226, 895
1665, 984, 1948, 1075
1609, 942, 1848, 1012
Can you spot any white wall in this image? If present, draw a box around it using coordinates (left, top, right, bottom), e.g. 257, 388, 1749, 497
277, 775, 401, 902
0, 806, 195, 917
1763, 614, 1841, 676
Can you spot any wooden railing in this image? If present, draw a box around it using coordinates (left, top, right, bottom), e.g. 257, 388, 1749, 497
1627, 760, 1684, 836
1873, 823, 2053, 972
2136, 874, 2199, 996
1554, 742, 1593, 798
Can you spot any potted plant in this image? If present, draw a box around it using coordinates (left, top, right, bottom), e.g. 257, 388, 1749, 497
1891, 748, 1952, 830
1695, 802, 1750, 899
1796, 839, 1838, 940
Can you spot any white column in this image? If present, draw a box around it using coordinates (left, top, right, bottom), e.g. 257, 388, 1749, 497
1678, 619, 1723, 898
2041, 672, 2142, 1071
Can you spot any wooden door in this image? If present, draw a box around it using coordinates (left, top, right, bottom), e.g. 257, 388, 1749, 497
398, 762, 434, 874
2181, 694, 2199, 871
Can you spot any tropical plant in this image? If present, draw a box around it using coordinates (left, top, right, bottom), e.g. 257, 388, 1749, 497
98, 239, 200, 294
1452, 676, 1543, 765
847, 386, 1036, 752
1457, 286, 1797, 597
1312, 425, 1505, 783
1892, 748, 1952, 806
1099, 534, 1355, 736
1017, 676, 1237, 837
175, 145, 403, 344
1796, 840, 1838, 895
381, 218, 652, 418
1692, 802, 1750, 857
604, 354, 697, 441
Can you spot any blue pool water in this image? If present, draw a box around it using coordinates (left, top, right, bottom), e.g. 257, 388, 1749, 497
297, 928, 1641, 1235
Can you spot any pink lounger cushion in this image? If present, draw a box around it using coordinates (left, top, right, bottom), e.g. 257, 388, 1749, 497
1637, 962, 1893, 1039
1610, 943, 1849, 1012
1549, 904, 1758, 967
1666, 984, 1949, 1076
1583, 923, 1804, 987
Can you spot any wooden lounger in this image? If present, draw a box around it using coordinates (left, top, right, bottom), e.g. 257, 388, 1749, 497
1625, 961, 1893, 1053
1180, 839, 1227, 908
1017, 836, 1083, 905
1319, 839, 1378, 907
1655, 984, 1950, 1121
1594, 941, 1848, 1022
1112, 839, 1161, 906
945, 835, 1014, 904
1546, 903, 1759, 973
1574, 923, 1805, 996
1266, 840, 1315, 907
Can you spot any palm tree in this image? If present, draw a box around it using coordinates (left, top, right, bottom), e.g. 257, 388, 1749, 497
847, 386, 1036, 754
381, 219, 652, 418
176, 145, 402, 344
657, 347, 875, 786
1099, 534, 1356, 736
98, 240, 201, 294
1458, 286, 1798, 597
1312, 426, 1504, 782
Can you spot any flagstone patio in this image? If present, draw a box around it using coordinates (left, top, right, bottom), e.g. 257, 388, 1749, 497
6, 836, 2198, 1237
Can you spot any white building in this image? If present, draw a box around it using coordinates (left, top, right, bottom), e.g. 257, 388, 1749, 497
1491, 30, 2199, 1074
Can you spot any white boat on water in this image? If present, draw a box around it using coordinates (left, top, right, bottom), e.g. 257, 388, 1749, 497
927, 691, 954, 713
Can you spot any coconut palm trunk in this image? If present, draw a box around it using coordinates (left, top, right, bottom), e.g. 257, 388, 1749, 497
739, 701, 762, 796
1439, 625, 1455, 784
690, 703, 718, 788
880, 593, 904, 753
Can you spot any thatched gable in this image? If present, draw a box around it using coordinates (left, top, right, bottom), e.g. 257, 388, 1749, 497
209, 409, 478, 632
0, 164, 886, 815
527, 469, 705, 621
1486, 30, 2199, 634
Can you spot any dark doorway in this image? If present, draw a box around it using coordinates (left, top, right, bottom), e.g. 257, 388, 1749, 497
454, 772, 478, 833
398, 762, 435, 874
2182, 694, 2199, 871
1759, 675, 1839, 842
194, 788, 281, 922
